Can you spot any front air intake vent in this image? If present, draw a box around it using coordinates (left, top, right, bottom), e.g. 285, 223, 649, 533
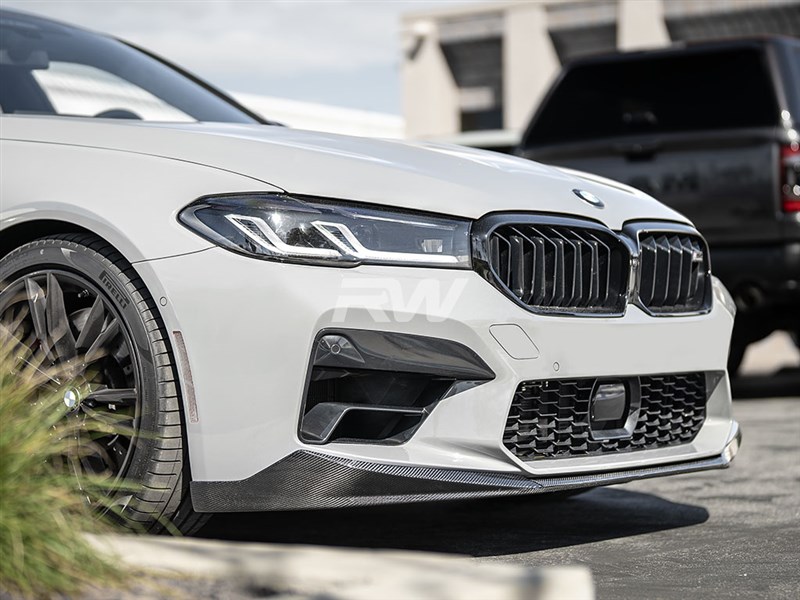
299, 330, 495, 445
475, 215, 630, 316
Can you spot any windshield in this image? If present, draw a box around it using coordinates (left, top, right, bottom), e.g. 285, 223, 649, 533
0, 10, 259, 123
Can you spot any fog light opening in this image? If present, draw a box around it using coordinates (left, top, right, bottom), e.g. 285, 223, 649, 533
589, 378, 641, 441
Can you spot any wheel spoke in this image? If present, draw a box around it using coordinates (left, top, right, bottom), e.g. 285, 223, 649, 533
75, 296, 106, 350
45, 273, 77, 361
105, 438, 130, 471
25, 277, 53, 359
82, 405, 135, 430
85, 387, 137, 407
0, 323, 42, 374
0, 321, 25, 348
12, 351, 62, 386
78, 449, 113, 481
4, 304, 30, 337
84, 318, 120, 364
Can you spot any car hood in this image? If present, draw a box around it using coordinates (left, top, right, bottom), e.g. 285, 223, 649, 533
2, 117, 689, 230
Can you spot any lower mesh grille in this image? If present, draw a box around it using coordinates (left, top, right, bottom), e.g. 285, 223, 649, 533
503, 373, 707, 460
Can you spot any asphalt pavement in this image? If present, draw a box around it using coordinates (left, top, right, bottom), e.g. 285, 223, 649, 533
199, 334, 800, 600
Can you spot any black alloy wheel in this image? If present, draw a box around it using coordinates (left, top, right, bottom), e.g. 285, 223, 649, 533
0, 234, 207, 534
1, 269, 140, 483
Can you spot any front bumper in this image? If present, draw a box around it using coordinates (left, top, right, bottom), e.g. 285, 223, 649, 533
135, 245, 738, 503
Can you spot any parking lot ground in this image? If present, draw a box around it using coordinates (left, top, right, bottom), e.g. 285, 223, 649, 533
200, 395, 799, 599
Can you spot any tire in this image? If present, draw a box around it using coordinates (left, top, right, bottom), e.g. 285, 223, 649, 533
0, 234, 208, 534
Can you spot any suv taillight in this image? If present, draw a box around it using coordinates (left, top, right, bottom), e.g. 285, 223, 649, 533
781, 142, 800, 213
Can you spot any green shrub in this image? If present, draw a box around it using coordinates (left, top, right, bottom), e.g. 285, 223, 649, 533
0, 332, 125, 597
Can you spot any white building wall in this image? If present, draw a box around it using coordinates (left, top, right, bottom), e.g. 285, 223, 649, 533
618, 0, 670, 50
401, 19, 460, 139
503, 2, 560, 132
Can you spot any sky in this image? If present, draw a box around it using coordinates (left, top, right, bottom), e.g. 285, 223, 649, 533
2, 0, 477, 114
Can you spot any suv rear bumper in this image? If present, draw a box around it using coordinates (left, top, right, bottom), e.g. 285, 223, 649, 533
712, 242, 800, 310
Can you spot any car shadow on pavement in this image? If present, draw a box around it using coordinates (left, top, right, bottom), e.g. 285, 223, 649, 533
197, 487, 709, 557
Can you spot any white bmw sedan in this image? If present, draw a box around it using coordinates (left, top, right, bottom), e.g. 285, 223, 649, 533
0, 9, 740, 534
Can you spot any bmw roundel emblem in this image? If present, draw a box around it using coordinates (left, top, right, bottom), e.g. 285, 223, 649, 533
573, 189, 604, 208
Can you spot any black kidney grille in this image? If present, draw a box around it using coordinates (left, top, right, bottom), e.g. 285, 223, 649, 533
638, 233, 710, 313
504, 373, 707, 460
488, 224, 629, 314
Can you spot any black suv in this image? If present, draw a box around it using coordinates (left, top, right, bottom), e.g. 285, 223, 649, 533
519, 37, 800, 374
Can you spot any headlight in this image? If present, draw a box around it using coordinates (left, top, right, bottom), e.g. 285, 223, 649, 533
178, 194, 471, 268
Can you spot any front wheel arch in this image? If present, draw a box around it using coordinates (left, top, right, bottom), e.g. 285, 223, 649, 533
1, 219, 102, 260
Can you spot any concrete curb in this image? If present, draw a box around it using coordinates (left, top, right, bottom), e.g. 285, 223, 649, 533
86, 534, 594, 600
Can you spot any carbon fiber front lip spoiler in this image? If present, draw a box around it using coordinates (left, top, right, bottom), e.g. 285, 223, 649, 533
191, 422, 741, 513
